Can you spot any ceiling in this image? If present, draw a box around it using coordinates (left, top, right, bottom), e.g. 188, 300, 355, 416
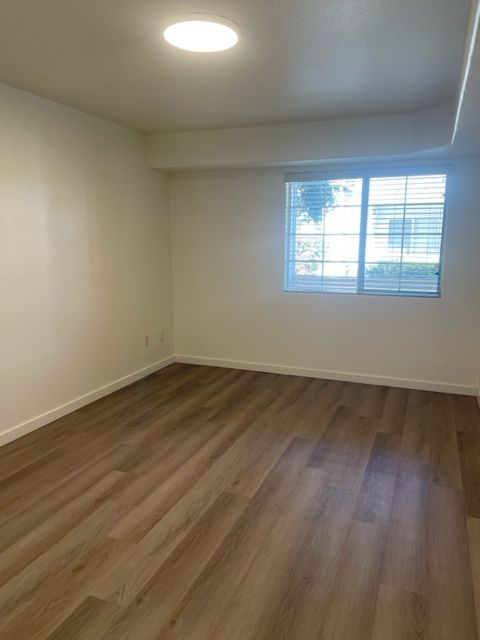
0, 0, 471, 133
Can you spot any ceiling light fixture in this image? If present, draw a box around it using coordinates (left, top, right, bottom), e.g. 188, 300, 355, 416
163, 14, 239, 53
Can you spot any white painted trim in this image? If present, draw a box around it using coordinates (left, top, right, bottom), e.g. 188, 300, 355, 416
175, 354, 476, 396
0, 356, 175, 448
453, 0, 480, 140
2, 353, 475, 449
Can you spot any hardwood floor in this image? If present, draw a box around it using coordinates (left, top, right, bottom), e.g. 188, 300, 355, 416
1, 363, 480, 639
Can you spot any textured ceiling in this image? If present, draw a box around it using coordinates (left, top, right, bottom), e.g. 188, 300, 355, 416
0, 0, 471, 133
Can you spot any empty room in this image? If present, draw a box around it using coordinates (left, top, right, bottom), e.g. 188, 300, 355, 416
1, 1, 480, 638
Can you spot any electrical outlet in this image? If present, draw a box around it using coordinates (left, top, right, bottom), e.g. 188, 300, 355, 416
144, 335, 149, 347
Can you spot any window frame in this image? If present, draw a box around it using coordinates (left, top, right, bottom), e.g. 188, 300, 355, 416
284, 167, 450, 299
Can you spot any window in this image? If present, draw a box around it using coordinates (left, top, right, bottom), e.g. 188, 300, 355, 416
285, 172, 447, 297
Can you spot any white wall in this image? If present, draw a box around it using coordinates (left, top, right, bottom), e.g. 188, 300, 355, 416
0, 84, 174, 442
170, 160, 480, 393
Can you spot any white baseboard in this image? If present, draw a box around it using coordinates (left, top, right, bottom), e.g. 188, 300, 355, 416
175, 354, 477, 396
2, 353, 476, 449
0, 356, 175, 448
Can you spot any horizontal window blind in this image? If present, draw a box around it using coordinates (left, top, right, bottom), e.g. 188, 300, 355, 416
285, 172, 447, 297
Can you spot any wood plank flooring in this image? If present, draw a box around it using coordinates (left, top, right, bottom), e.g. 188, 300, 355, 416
1, 364, 480, 639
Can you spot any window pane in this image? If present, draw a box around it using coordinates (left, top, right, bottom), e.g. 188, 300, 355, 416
398, 262, 440, 293
363, 174, 446, 295
286, 262, 358, 293
364, 262, 401, 292
285, 178, 363, 292
366, 234, 403, 262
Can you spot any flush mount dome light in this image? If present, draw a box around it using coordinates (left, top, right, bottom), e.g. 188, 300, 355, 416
163, 14, 239, 52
